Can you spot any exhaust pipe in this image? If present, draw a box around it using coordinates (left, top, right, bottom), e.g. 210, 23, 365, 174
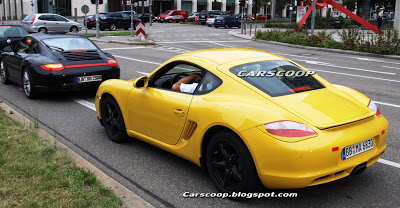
351, 162, 367, 175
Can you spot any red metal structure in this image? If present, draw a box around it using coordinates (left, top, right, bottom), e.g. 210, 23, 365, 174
298, 0, 380, 34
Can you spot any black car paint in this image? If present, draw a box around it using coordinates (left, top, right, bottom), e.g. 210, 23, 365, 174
0, 25, 28, 52
1, 34, 120, 93
99, 12, 141, 30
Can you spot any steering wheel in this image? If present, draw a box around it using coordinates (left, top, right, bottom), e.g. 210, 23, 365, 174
172, 73, 189, 85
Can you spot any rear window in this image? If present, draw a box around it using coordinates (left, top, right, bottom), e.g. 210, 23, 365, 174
42, 37, 97, 51
23, 14, 35, 21
230, 61, 324, 97
0, 26, 28, 38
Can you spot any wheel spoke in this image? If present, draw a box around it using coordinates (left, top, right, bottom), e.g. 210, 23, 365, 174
223, 169, 230, 187
230, 152, 239, 163
211, 160, 226, 169
218, 143, 229, 160
231, 166, 243, 182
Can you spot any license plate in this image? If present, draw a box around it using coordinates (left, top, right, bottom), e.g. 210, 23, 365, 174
77, 75, 102, 83
342, 138, 374, 160
201, 15, 205, 18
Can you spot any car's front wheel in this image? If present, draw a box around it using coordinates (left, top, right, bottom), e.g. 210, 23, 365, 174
101, 96, 128, 143
22, 68, 37, 99
0, 60, 11, 84
109, 23, 117, 31
70, 26, 79, 33
206, 131, 262, 193
169, 19, 173, 23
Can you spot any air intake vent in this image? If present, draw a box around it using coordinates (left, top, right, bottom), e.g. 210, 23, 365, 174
61, 51, 102, 61
182, 120, 197, 140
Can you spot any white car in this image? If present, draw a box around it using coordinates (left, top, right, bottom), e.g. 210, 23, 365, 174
22, 13, 82, 34
206, 17, 215, 27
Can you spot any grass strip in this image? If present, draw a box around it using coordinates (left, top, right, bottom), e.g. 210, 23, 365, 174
0, 109, 123, 207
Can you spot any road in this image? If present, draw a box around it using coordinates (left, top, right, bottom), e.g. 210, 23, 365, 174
1, 22, 400, 207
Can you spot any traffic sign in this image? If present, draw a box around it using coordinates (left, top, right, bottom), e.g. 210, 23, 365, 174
81, 5, 89, 14
136, 22, 146, 38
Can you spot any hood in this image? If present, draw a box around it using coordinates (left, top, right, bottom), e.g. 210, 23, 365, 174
273, 88, 373, 129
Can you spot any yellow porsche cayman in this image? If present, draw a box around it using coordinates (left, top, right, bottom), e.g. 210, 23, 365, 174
95, 48, 388, 192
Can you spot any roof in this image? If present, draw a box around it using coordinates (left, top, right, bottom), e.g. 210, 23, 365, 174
178, 48, 284, 65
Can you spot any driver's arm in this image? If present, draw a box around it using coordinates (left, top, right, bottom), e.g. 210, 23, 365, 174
172, 73, 202, 91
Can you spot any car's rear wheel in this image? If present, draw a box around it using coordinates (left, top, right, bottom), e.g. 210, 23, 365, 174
22, 68, 37, 99
124, 27, 129, 30
87, 26, 93, 29
109, 23, 117, 31
70, 26, 78, 33
0, 60, 11, 84
208, 24, 211, 27
169, 19, 173, 23
38, 27, 47, 33
101, 96, 128, 143
206, 131, 262, 193
215, 26, 218, 28
225, 24, 229, 29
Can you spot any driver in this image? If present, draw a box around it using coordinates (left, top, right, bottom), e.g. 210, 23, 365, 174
172, 70, 206, 93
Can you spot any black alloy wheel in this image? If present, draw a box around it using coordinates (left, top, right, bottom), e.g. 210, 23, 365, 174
101, 96, 128, 143
206, 131, 262, 193
0, 60, 10, 84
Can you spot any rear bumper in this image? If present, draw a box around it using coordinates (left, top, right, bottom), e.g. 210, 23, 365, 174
240, 115, 389, 189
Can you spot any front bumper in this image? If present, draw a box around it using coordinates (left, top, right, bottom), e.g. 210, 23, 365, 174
240, 115, 388, 189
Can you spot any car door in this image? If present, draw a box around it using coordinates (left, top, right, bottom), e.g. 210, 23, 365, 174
121, 12, 131, 28
53, 15, 69, 32
5, 37, 32, 83
37, 15, 56, 31
127, 62, 203, 145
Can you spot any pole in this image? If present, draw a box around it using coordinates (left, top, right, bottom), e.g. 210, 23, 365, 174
311, 0, 316, 35
142, 0, 144, 14
20, 0, 23, 20
96, 0, 100, 38
85, 13, 87, 35
149, 0, 152, 26
131, 0, 134, 37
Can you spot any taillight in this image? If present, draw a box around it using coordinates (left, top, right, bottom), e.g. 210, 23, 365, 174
107, 59, 118, 66
368, 100, 381, 116
40, 63, 64, 71
222, 20, 225, 23
89, 18, 95, 21
31, 15, 36, 24
264, 121, 317, 137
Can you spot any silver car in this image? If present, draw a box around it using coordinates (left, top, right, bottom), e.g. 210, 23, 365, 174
22, 13, 82, 33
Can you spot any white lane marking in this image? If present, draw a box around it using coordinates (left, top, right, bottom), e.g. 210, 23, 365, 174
374, 101, 400, 108
102, 47, 146, 51
294, 59, 396, 75
310, 68, 400, 83
72, 98, 96, 111
354, 57, 400, 65
382, 66, 400, 70
137, 71, 150, 75
113, 55, 162, 65
211, 42, 234, 47
276, 53, 319, 60
378, 159, 400, 169
157, 40, 251, 43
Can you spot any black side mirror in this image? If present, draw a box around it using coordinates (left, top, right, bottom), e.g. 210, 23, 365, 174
3, 46, 13, 52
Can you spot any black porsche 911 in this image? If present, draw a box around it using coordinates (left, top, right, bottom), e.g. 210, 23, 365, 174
0, 34, 120, 99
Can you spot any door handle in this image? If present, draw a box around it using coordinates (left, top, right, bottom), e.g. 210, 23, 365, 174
173, 108, 185, 117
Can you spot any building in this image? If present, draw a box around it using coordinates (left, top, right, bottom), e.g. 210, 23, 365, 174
0, 0, 261, 20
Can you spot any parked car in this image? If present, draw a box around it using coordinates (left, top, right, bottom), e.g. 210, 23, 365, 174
84, 15, 97, 29
99, 12, 141, 31
134, 13, 154, 23
0, 25, 28, 53
214, 15, 241, 28
121, 10, 136, 17
187, 12, 200, 22
0, 34, 120, 99
22, 13, 81, 34
206, 17, 215, 27
235, 13, 248, 20
95, 48, 388, 192
158, 10, 189, 23
199, 10, 221, 25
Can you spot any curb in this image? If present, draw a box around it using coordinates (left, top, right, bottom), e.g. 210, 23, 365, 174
228, 31, 400, 61
0, 102, 154, 208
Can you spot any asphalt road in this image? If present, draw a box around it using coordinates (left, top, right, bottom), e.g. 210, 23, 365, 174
1, 22, 400, 207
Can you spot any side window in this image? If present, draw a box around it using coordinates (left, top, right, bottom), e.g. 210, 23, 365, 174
194, 72, 222, 95
39, 15, 54, 21
172, 11, 177, 15
15, 38, 39, 54
53, 15, 66, 21
149, 62, 204, 92
121, 13, 130, 18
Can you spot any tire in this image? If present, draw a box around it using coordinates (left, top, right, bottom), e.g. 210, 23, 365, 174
87, 26, 93, 29
0, 60, 11, 84
109, 23, 117, 31
238, 24, 241, 28
100, 27, 105, 31
225, 24, 229, 29
70, 26, 78, 33
38, 27, 47, 33
124, 27, 129, 30
101, 96, 129, 143
22, 68, 37, 99
208, 24, 211, 27
201, 22, 206, 25
206, 131, 262, 193
215, 26, 218, 28
169, 19, 173, 23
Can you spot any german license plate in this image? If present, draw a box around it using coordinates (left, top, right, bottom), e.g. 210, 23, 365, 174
342, 138, 374, 160
77, 75, 102, 83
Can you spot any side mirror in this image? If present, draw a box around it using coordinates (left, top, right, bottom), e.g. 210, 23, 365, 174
7, 39, 11, 44
133, 76, 149, 88
3, 46, 13, 52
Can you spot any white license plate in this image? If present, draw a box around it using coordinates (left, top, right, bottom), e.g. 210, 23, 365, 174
342, 138, 374, 160
77, 75, 102, 83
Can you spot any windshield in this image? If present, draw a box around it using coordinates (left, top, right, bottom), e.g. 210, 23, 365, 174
215, 16, 224, 20
162, 10, 173, 15
0, 26, 28, 38
42, 38, 98, 52
230, 61, 325, 97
